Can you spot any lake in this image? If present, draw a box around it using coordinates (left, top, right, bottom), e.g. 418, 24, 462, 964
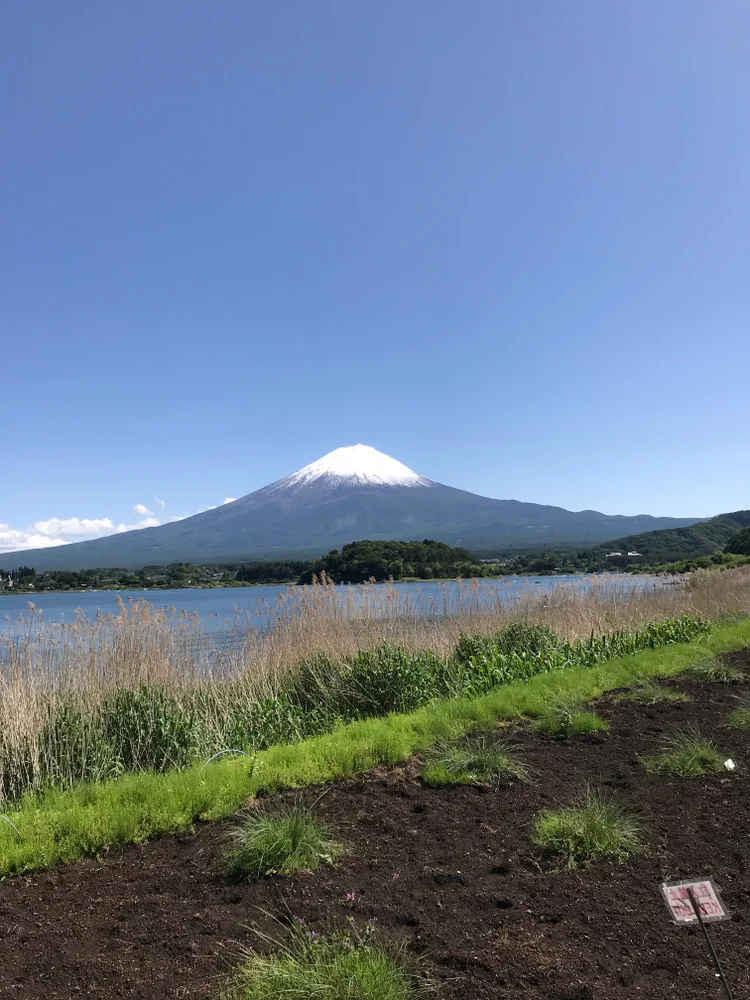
0, 575, 664, 640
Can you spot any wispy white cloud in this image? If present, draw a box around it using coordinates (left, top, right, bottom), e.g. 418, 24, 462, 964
223, 497, 237, 504
0, 514, 161, 553
0, 494, 234, 553
0, 525, 68, 552
33, 517, 117, 538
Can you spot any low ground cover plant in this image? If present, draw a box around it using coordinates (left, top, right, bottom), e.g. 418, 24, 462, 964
726, 693, 750, 730
421, 735, 530, 789
641, 727, 730, 777
219, 804, 341, 880
534, 696, 609, 738
686, 657, 746, 684
532, 788, 643, 868
615, 675, 690, 705
222, 921, 423, 1000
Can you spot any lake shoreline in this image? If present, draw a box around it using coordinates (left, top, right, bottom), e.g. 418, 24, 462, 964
0, 569, 645, 599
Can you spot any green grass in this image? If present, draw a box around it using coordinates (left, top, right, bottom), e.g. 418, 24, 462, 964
726, 693, 750, 730
0, 618, 747, 876
421, 735, 530, 789
533, 696, 609, 738
641, 726, 731, 777
222, 923, 422, 1000
219, 804, 342, 880
532, 788, 643, 868
686, 657, 746, 684
615, 677, 691, 705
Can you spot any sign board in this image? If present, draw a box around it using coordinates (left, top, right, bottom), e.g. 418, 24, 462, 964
661, 878, 730, 925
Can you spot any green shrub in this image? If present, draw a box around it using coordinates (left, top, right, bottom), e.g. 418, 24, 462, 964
454, 621, 559, 666
532, 788, 643, 868
230, 694, 322, 750
219, 804, 342, 880
100, 686, 197, 772
290, 647, 445, 719
422, 735, 530, 789
340, 645, 442, 716
497, 621, 559, 655
641, 727, 730, 777
223, 922, 421, 1000
534, 697, 609, 738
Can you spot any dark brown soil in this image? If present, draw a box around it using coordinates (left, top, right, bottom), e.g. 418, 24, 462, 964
2, 650, 750, 999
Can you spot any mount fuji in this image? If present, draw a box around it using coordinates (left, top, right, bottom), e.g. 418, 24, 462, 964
0, 445, 701, 570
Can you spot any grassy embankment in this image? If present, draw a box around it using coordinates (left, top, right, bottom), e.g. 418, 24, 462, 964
0, 602, 749, 875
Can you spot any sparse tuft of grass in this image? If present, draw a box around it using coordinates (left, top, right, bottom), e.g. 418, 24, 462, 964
532, 788, 643, 868
222, 921, 422, 1000
641, 726, 730, 777
686, 657, 746, 684
219, 804, 342, 880
616, 677, 690, 705
534, 696, 609, 739
727, 693, 750, 730
421, 735, 530, 789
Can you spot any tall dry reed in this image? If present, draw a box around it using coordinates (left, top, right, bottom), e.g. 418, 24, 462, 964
0, 567, 748, 801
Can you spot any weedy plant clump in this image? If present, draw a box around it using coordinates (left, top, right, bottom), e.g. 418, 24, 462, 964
421, 734, 531, 789
641, 726, 731, 777
616, 676, 691, 705
686, 657, 746, 684
726, 693, 750, 730
532, 788, 643, 868
534, 696, 609, 739
219, 803, 342, 880
222, 920, 424, 1000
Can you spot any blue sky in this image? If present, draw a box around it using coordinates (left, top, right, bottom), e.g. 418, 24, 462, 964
2, 1, 748, 552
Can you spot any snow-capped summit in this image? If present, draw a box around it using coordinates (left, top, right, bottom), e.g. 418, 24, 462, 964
280, 445, 433, 491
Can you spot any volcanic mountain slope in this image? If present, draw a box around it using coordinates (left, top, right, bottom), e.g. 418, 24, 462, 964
0, 445, 703, 569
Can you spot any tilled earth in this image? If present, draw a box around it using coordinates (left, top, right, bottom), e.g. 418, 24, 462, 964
1, 650, 750, 999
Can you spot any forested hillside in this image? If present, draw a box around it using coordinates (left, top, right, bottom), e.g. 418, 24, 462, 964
581, 510, 750, 568
298, 539, 488, 583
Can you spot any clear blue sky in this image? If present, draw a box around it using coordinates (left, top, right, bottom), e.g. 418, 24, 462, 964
3, 1, 749, 551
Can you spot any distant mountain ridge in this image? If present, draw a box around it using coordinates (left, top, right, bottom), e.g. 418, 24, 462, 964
583, 510, 750, 565
0, 445, 704, 570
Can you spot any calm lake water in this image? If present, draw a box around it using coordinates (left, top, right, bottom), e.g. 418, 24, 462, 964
0, 575, 665, 640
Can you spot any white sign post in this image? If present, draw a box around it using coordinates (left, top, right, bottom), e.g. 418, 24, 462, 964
661, 878, 733, 1000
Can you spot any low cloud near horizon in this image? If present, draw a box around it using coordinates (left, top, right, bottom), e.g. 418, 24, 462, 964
0, 495, 236, 554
